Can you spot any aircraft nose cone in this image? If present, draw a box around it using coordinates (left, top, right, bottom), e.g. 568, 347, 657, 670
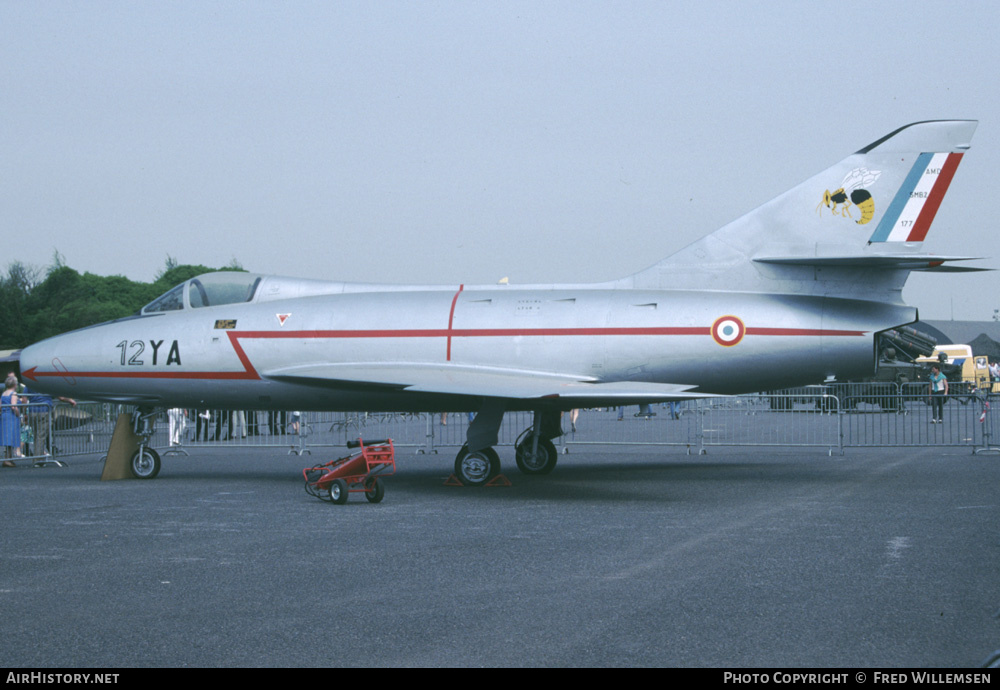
18, 339, 66, 394
18, 342, 44, 384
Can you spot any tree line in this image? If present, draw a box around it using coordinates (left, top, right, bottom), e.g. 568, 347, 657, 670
0, 257, 243, 350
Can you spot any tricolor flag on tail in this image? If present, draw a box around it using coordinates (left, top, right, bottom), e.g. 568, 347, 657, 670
868, 152, 964, 243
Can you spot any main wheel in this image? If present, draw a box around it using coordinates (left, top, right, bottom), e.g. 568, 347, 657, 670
515, 437, 558, 475
365, 477, 385, 503
329, 479, 349, 504
129, 447, 161, 479
454, 445, 500, 486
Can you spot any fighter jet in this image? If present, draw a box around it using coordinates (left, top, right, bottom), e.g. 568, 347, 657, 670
19, 120, 983, 483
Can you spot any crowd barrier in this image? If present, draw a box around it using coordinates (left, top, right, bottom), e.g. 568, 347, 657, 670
0, 396, 125, 464
3, 384, 997, 465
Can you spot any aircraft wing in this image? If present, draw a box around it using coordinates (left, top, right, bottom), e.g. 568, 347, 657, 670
263, 363, 716, 403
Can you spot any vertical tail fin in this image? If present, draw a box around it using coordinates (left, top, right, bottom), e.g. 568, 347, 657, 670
865, 148, 966, 244
627, 120, 978, 298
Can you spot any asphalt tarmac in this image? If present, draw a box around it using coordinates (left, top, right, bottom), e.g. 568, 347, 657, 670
1, 443, 998, 668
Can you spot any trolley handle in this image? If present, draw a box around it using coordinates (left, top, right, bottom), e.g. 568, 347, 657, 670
346, 438, 390, 449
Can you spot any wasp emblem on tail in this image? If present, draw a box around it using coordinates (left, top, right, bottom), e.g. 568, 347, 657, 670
816, 167, 882, 225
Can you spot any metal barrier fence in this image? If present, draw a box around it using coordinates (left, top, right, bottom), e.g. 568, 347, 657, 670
0, 396, 128, 465
840, 382, 995, 450
5, 386, 997, 466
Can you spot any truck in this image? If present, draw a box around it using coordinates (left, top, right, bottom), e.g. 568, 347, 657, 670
913, 344, 992, 396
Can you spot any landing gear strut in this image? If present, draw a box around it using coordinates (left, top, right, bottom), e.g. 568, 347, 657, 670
453, 400, 506, 486
514, 410, 561, 475
129, 408, 161, 479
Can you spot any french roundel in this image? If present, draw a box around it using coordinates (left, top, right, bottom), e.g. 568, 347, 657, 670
711, 315, 745, 347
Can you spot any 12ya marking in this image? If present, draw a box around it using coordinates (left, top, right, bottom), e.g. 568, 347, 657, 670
116, 340, 182, 366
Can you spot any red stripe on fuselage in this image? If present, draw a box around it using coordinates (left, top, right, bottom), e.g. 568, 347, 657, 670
28, 369, 257, 380
30, 324, 866, 381
227, 326, 864, 339
745, 327, 864, 337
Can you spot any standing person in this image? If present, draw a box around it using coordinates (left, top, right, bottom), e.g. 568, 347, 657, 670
230, 410, 247, 439
635, 403, 655, 418
268, 410, 286, 436
195, 409, 211, 442
246, 410, 259, 436
618, 404, 655, 420
929, 365, 948, 424
21, 384, 76, 457
168, 408, 188, 446
668, 401, 681, 420
215, 409, 228, 441
1, 375, 22, 466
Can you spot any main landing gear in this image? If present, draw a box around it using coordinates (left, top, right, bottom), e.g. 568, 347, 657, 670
513, 429, 558, 475
452, 409, 561, 486
454, 445, 501, 486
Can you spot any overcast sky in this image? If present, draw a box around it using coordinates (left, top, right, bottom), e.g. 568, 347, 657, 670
3, 1, 998, 320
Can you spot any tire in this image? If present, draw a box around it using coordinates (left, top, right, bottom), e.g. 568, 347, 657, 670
454, 445, 500, 486
330, 479, 349, 504
365, 478, 385, 503
130, 447, 161, 479
515, 437, 558, 475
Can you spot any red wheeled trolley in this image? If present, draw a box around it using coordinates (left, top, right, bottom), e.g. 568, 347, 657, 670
303, 438, 396, 504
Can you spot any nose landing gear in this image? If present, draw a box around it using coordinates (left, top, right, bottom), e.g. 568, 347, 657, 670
129, 408, 161, 479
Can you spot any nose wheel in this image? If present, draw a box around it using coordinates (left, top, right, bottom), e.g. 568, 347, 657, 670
128, 408, 161, 479
130, 447, 161, 479
454, 445, 500, 486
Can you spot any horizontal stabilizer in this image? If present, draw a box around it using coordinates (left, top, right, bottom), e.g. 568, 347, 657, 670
264, 363, 718, 403
753, 254, 987, 271
914, 264, 992, 273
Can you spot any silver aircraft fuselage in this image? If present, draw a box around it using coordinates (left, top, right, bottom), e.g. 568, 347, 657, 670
19, 277, 909, 410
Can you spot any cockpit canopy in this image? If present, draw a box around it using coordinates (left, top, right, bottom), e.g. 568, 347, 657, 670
142, 272, 262, 314
140, 272, 349, 315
